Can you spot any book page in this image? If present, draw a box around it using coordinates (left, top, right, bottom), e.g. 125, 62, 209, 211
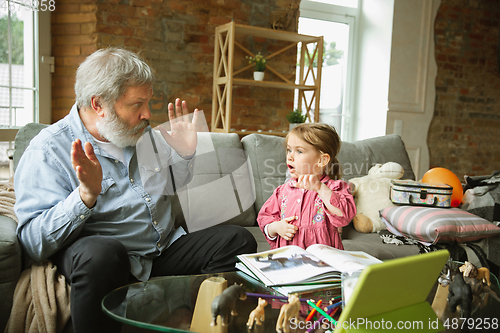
237, 245, 341, 286
305, 244, 383, 273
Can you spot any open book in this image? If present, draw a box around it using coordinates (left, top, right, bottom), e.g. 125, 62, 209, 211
236, 244, 382, 287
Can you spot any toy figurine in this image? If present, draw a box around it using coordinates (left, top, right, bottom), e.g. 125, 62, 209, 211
459, 261, 491, 286
246, 297, 268, 329
276, 294, 300, 333
448, 273, 473, 318
211, 283, 247, 326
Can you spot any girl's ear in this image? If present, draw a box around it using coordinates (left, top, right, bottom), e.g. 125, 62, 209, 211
318, 153, 331, 168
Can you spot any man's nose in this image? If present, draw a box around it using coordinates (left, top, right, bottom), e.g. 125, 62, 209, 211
140, 104, 151, 120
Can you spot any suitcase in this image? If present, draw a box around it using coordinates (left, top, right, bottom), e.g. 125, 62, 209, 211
390, 180, 453, 207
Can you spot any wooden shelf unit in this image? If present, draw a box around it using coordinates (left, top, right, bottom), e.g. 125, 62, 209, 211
211, 22, 323, 133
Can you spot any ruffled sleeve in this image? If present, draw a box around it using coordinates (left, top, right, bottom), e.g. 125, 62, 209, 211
324, 179, 356, 227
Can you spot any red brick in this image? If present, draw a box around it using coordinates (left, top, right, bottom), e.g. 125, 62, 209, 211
56, 13, 97, 24
52, 23, 81, 35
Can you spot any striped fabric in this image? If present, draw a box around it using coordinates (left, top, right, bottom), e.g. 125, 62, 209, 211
380, 206, 500, 244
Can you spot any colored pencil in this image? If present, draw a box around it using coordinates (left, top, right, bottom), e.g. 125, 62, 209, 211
305, 299, 322, 321
307, 300, 338, 325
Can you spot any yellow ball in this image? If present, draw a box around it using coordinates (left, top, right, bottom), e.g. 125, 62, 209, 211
422, 167, 463, 207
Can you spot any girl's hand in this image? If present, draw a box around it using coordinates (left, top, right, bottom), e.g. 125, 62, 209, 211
295, 174, 322, 192
269, 216, 298, 241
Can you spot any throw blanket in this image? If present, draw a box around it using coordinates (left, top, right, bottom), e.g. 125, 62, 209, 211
0, 181, 17, 223
5, 261, 71, 333
2, 181, 71, 333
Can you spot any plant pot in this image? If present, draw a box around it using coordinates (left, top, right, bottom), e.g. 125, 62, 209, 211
289, 123, 302, 131
253, 71, 265, 81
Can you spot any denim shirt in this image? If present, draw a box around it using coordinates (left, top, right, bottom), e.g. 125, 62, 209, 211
14, 104, 195, 281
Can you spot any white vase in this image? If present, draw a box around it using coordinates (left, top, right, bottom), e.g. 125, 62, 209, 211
289, 123, 301, 131
253, 71, 265, 81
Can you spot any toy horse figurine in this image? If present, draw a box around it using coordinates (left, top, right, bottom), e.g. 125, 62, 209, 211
211, 284, 247, 326
247, 297, 268, 328
276, 294, 300, 333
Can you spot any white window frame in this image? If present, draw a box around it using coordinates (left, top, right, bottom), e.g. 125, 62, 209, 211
0, 8, 51, 142
299, 0, 358, 141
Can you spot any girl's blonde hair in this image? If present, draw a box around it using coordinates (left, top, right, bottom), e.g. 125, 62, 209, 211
286, 123, 342, 180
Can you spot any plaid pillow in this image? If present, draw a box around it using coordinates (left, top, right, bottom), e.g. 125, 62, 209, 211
380, 206, 500, 244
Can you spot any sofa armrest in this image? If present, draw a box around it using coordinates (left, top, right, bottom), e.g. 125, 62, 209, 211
0, 215, 22, 331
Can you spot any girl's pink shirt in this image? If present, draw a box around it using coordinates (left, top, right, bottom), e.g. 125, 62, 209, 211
257, 175, 356, 250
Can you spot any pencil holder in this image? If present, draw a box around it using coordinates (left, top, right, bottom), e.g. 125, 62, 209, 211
191, 277, 228, 333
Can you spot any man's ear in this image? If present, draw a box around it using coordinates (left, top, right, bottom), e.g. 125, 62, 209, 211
319, 153, 330, 168
90, 96, 105, 118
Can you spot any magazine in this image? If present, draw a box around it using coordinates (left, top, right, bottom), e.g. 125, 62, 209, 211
236, 244, 382, 287
236, 264, 340, 296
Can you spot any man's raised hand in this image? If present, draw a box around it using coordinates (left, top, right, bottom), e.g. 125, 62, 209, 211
157, 98, 199, 158
71, 139, 102, 208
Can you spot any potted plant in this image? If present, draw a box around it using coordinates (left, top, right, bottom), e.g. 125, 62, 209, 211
286, 109, 307, 131
246, 52, 267, 81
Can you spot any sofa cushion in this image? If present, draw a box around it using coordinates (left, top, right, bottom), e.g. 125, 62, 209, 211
173, 132, 256, 232
380, 206, 500, 244
241, 134, 286, 214
341, 223, 419, 259
337, 134, 415, 181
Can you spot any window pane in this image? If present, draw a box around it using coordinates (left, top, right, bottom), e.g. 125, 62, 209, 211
296, 17, 350, 138
0, 4, 35, 128
308, 0, 358, 8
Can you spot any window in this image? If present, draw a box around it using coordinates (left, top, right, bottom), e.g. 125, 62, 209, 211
297, 0, 358, 141
0, 2, 51, 180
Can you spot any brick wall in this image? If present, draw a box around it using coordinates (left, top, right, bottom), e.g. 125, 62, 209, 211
429, 0, 500, 179
51, 0, 300, 131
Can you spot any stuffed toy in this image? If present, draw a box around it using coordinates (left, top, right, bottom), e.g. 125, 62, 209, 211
349, 162, 404, 233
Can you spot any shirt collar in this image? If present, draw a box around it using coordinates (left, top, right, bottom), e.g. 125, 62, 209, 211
287, 173, 330, 187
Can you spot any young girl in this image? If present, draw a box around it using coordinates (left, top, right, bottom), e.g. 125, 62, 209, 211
257, 123, 356, 250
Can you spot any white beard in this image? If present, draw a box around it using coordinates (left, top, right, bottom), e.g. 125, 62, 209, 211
96, 105, 149, 148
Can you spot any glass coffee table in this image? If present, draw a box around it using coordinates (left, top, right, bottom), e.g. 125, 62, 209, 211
102, 271, 341, 332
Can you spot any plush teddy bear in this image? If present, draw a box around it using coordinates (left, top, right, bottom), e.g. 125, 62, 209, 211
349, 162, 404, 233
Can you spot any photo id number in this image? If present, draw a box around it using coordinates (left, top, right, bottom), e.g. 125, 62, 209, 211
443, 317, 499, 330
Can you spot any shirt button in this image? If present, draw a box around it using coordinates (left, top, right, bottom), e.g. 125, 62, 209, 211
146, 198, 151, 202
115, 160, 119, 163
157, 242, 161, 247
153, 220, 158, 225
130, 179, 134, 183
79, 215, 85, 220
297, 199, 301, 203
154, 167, 159, 172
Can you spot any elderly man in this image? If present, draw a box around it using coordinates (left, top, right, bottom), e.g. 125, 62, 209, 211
14, 48, 257, 332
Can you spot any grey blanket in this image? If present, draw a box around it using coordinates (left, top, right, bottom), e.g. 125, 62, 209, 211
462, 171, 500, 223
462, 171, 500, 267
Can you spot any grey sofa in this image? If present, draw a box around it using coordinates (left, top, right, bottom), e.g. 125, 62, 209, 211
0, 123, 427, 330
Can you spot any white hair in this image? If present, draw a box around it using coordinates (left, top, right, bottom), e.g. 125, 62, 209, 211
75, 47, 154, 108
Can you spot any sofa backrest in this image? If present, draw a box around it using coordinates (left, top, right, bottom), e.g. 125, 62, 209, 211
13, 123, 48, 171
172, 132, 256, 232
242, 133, 415, 214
